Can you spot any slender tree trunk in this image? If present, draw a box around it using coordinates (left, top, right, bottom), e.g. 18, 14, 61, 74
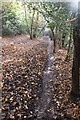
62, 33, 66, 48
55, 26, 58, 44
65, 36, 71, 61
33, 12, 39, 38
58, 30, 62, 49
30, 10, 35, 40
51, 29, 55, 53
60, 33, 62, 48
65, 27, 72, 61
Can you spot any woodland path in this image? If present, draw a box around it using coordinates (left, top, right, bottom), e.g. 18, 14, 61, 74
35, 36, 58, 120
2, 35, 79, 120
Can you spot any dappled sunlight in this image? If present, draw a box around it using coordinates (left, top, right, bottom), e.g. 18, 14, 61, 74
50, 56, 54, 60
44, 70, 51, 74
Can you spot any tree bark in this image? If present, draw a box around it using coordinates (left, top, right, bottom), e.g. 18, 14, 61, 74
58, 30, 62, 49
72, 27, 79, 96
55, 26, 58, 44
71, 2, 80, 97
78, 2, 80, 96
30, 10, 35, 40
51, 29, 55, 53
62, 33, 66, 48
33, 12, 39, 38
72, 21, 80, 96
65, 27, 72, 61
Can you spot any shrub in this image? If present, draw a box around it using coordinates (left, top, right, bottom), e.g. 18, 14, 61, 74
2, 4, 26, 36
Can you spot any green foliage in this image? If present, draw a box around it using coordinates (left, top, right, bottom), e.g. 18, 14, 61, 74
2, 1, 74, 43
23, 2, 45, 39
2, 3, 26, 36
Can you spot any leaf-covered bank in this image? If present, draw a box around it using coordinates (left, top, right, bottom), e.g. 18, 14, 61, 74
2, 42, 48, 119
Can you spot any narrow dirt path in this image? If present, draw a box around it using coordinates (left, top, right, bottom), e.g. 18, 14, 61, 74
35, 36, 57, 120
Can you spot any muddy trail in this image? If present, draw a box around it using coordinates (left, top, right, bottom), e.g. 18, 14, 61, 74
34, 36, 58, 120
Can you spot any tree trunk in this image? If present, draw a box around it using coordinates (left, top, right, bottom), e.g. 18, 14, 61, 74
78, 2, 80, 66
60, 33, 62, 48
30, 10, 35, 40
72, 27, 79, 96
71, 2, 80, 96
65, 27, 72, 61
51, 29, 55, 53
33, 12, 39, 38
58, 30, 62, 49
78, 2, 80, 96
71, 2, 80, 97
55, 26, 58, 44
62, 33, 66, 48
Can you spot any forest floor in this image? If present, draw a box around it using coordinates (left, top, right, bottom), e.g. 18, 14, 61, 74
2, 34, 42, 63
1, 35, 80, 120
